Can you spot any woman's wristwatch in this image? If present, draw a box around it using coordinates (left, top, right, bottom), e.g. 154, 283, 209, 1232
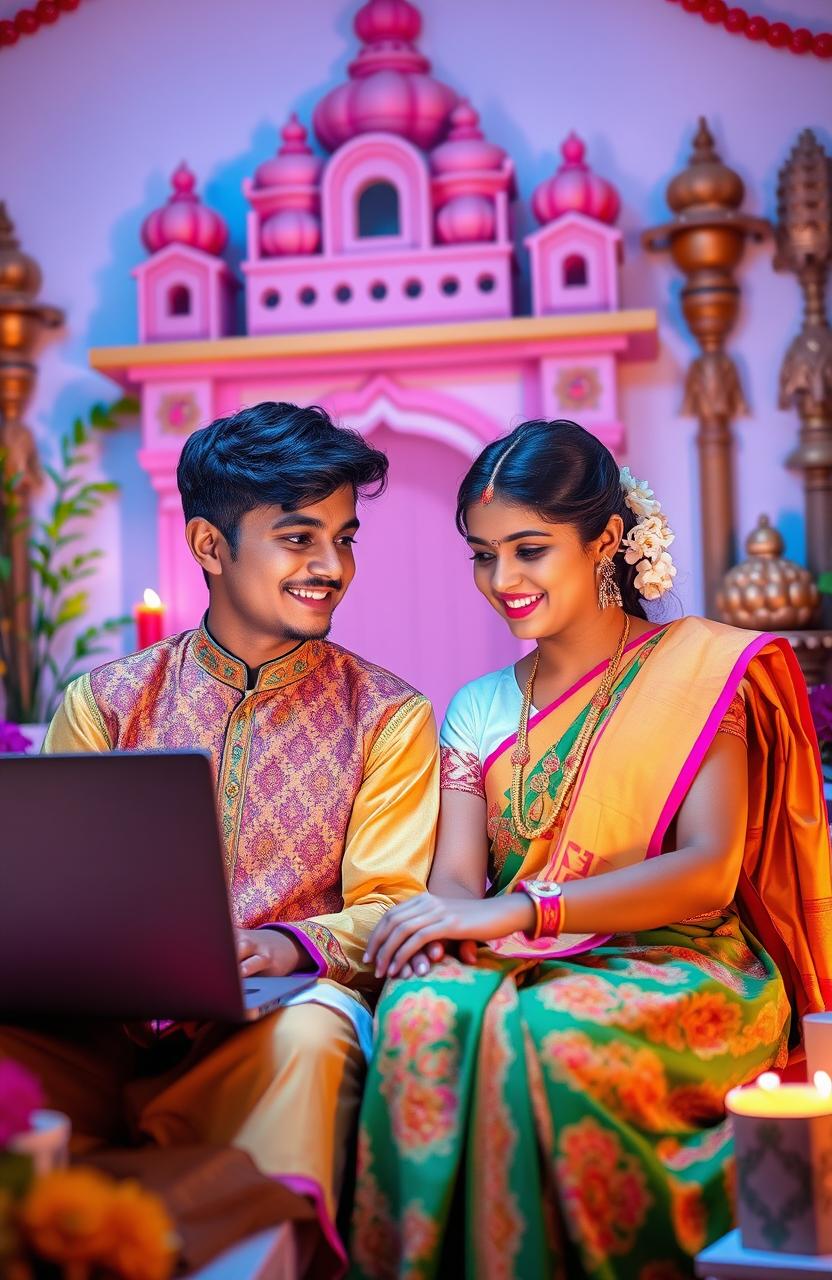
513, 879, 564, 941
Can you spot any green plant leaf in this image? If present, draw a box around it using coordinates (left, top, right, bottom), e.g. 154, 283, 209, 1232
0, 1149, 35, 1198
113, 394, 140, 417
818, 572, 832, 595
89, 403, 110, 427
54, 592, 88, 626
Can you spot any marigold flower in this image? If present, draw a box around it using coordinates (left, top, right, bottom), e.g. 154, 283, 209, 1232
101, 1180, 177, 1280
20, 1168, 115, 1264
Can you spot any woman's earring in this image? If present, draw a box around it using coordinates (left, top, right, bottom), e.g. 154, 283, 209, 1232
597, 556, 623, 610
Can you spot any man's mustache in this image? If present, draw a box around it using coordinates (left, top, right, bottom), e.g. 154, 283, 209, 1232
285, 578, 342, 592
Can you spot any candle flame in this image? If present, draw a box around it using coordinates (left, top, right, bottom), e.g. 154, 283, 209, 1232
757, 1072, 781, 1092
143, 588, 162, 608
815, 1071, 832, 1098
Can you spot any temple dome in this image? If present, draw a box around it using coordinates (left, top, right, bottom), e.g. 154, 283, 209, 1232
432, 103, 509, 245
313, 0, 457, 152
141, 164, 228, 255
430, 101, 506, 177
254, 115, 323, 190
532, 133, 620, 226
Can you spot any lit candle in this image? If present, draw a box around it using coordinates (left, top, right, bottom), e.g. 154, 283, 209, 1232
726, 1070, 832, 1255
134, 588, 165, 650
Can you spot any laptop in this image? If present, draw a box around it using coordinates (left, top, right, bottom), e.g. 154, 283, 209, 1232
0, 751, 315, 1022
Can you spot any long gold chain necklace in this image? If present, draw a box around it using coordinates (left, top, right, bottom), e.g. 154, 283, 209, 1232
510, 615, 631, 841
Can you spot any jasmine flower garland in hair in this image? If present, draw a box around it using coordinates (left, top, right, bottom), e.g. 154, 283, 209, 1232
618, 466, 677, 601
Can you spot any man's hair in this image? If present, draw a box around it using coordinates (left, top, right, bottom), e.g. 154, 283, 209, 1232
177, 401, 388, 553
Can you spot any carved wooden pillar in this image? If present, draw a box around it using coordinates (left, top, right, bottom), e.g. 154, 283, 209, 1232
643, 119, 769, 617
774, 129, 832, 630
0, 203, 63, 719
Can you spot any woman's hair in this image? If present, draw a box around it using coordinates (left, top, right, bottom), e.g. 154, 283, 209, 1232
456, 418, 648, 619
177, 401, 388, 555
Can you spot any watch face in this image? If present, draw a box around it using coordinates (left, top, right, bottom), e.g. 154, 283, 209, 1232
531, 881, 561, 897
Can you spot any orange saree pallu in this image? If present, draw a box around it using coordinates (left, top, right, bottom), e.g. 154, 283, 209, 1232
351, 618, 832, 1280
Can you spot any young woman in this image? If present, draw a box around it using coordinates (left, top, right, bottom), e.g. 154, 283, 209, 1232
351, 420, 832, 1280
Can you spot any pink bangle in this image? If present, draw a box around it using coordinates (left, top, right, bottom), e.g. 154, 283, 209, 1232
513, 879, 564, 941
539, 892, 563, 938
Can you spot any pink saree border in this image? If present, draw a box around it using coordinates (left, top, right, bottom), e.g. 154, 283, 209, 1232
481, 623, 667, 784
645, 631, 776, 859
279, 1173, 347, 1278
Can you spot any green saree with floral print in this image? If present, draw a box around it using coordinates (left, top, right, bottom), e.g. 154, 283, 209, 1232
350, 620, 832, 1280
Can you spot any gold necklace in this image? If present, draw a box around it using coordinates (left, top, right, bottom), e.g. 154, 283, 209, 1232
510, 615, 631, 841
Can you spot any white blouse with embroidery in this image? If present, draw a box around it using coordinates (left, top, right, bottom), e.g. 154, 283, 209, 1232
439, 666, 536, 800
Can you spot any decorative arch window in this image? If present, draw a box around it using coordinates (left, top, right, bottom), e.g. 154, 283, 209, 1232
563, 254, 588, 288
357, 181, 401, 238
167, 283, 192, 316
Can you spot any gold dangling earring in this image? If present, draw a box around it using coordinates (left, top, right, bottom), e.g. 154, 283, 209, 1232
597, 556, 623, 610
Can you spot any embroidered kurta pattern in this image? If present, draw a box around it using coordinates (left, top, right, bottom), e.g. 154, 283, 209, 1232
48, 623, 439, 988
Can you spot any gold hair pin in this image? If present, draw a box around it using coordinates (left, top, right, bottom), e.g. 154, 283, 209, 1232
480, 437, 522, 505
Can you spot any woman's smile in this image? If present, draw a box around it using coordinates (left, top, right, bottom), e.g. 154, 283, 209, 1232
496, 591, 545, 618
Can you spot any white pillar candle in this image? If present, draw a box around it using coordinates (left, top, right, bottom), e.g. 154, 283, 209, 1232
726, 1071, 832, 1256
8, 1109, 71, 1177
804, 1012, 832, 1081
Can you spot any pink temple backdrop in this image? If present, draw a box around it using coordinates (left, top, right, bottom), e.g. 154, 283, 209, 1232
2, 0, 830, 716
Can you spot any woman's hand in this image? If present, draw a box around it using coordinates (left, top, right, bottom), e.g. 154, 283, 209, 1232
364, 892, 536, 978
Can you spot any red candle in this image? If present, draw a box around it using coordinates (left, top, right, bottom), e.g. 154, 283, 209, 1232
134, 588, 165, 649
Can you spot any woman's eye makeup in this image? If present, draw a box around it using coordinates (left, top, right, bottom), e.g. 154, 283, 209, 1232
469, 545, 547, 562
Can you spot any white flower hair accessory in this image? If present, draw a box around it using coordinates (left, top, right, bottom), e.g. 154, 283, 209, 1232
618, 467, 677, 601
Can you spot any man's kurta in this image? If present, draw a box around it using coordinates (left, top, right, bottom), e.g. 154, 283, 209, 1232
45, 622, 439, 997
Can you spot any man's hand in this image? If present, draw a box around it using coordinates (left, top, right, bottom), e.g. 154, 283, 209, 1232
236, 928, 311, 978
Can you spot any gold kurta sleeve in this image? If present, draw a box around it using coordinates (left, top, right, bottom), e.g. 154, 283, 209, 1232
285, 694, 438, 992
42, 674, 111, 753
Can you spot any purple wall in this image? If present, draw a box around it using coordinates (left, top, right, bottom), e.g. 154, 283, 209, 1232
2, 0, 831, 708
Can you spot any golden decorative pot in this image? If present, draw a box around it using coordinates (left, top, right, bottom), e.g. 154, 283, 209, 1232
716, 515, 819, 629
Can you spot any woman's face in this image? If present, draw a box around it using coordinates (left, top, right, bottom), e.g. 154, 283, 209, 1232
464, 497, 608, 640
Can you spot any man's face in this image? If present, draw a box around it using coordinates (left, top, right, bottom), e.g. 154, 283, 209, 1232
216, 485, 359, 643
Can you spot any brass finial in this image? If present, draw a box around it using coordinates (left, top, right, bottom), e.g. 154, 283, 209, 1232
643, 120, 770, 617
773, 129, 832, 631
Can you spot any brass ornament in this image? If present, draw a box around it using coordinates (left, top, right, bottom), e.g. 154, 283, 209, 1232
643, 119, 770, 617
716, 515, 819, 630
0, 204, 63, 717
774, 129, 832, 631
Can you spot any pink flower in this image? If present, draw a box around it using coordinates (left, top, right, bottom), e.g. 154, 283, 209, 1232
0, 721, 33, 754
0, 1058, 44, 1144
809, 684, 832, 746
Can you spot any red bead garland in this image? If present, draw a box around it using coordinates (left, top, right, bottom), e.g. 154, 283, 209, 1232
0, 0, 81, 48
665, 0, 832, 58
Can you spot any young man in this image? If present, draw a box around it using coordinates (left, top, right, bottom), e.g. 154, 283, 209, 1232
1, 402, 438, 1271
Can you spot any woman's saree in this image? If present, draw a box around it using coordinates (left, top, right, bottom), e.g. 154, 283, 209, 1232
350, 618, 832, 1280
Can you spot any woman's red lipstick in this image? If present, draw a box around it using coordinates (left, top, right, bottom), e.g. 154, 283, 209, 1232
497, 592, 545, 619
